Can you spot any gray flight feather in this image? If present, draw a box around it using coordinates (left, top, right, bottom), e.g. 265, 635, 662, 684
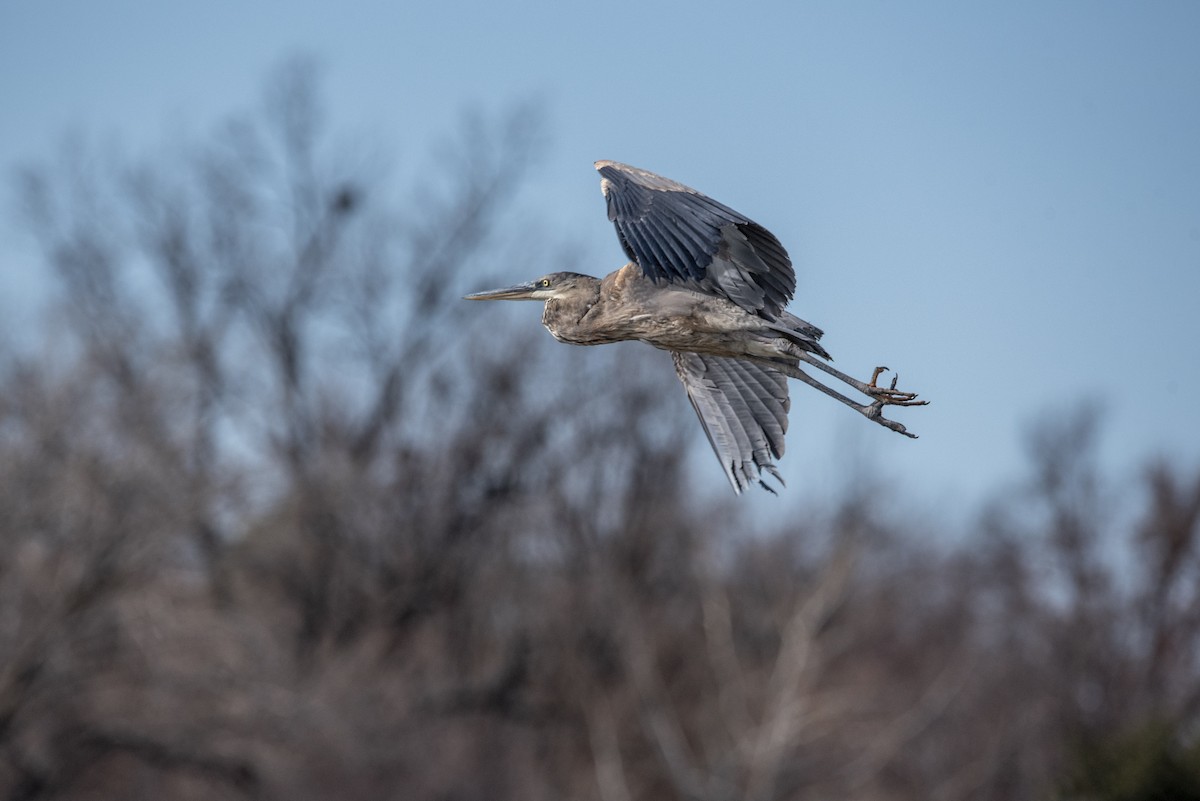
671, 352, 790, 494
596, 160, 796, 321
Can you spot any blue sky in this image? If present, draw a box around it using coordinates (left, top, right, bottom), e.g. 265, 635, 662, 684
3, 1, 1199, 513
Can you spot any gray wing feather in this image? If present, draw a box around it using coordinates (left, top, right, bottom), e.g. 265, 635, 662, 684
596, 160, 796, 320
671, 352, 791, 494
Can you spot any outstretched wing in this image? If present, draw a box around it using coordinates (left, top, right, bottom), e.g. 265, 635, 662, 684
671, 352, 790, 494
596, 160, 795, 321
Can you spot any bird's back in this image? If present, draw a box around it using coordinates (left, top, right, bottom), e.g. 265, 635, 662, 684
578, 264, 770, 356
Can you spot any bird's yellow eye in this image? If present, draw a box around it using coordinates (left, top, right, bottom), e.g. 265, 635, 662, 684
540, 278, 551, 287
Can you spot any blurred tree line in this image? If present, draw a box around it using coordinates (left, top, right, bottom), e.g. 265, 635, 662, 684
2, 61, 1198, 801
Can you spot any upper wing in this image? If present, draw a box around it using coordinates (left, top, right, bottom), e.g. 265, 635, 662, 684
671, 352, 790, 494
596, 160, 795, 321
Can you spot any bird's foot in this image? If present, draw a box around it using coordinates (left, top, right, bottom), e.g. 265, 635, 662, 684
865, 367, 927, 408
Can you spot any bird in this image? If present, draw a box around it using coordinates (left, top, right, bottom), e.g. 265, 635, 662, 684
465, 161, 926, 494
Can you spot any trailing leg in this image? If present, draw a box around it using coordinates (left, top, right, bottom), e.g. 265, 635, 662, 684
745, 355, 928, 438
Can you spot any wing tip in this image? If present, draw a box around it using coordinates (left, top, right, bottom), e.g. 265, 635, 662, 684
726, 459, 785, 496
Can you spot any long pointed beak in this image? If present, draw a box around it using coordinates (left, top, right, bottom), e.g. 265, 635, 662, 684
463, 281, 539, 301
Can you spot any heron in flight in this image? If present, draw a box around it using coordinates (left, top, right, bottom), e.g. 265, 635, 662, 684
466, 161, 926, 493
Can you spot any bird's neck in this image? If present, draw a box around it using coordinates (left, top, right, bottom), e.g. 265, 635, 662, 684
541, 278, 607, 345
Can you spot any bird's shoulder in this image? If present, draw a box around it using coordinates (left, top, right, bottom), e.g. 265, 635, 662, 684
600, 263, 742, 323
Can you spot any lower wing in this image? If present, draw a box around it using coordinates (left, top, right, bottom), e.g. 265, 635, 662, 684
671, 352, 791, 494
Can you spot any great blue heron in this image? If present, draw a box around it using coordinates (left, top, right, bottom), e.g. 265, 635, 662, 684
466, 161, 927, 493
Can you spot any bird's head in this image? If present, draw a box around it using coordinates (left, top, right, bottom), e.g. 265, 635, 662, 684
464, 272, 597, 302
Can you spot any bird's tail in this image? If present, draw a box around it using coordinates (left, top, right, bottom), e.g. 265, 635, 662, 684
770, 314, 831, 360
